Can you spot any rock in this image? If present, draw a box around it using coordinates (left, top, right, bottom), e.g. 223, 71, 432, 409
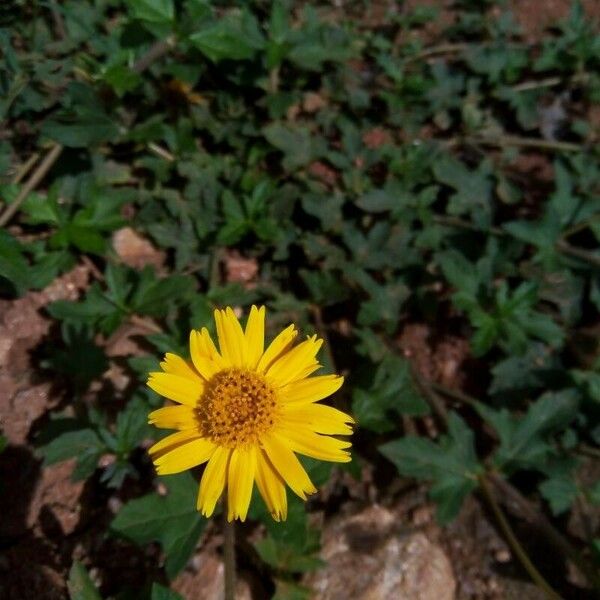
362, 127, 391, 149
0, 382, 53, 445
308, 161, 339, 187
303, 92, 327, 113
0, 265, 90, 443
223, 250, 259, 288
112, 227, 164, 270
28, 459, 86, 536
304, 505, 456, 600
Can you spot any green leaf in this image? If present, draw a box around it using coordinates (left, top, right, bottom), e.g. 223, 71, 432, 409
589, 480, 600, 505
42, 112, 120, 148
379, 413, 480, 522
0, 231, 33, 296
151, 583, 184, 600
356, 189, 396, 213
352, 355, 429, 433
301, 193, 344, 231
20, 189, 62, 225
357, 281, 410, 332
299, 269, 349, 306
489, 343, 561, 398
263, 123, 313, 170
103, 65, 143, 97
273, 580, 312, 600
47, 283, 124, 334
572, 368, 600, 403
433, 156, 493, 228
111, 473, 205, 579
113, 396, 151, 457
130, 0, 174, 23
479, 389, 580, 472
38, 429, 104, 467
131, 272, 195, 317
67, 561, 102, 600
437, 249, 480, 300
250, 493, 321, 573
539, 476, 579, 516
190, 10, 265, 62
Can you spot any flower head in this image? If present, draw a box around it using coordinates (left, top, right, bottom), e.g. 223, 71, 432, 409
147, 306, 353, 521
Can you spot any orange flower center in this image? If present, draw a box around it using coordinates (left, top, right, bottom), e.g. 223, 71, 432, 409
196, 368, 278, 447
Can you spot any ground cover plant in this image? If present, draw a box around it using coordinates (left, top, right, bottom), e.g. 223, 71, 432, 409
1, 0, 600, 598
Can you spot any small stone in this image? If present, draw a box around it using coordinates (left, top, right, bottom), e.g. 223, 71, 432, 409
303, 92, 327, 113
494, 548, 511, 563
112, 227, 164, 270
224, 250, 259, 287
362, 127, 391, 149
304, 504, 456, 600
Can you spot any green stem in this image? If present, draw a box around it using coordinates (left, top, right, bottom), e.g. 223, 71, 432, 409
555, 240, 600, 268
511, 72, 589, 92
0, 143, 63, 228
489, 471, 600, 591
223, 514, 236, 600
132, 36, 176, 74
478, 474, 562, 600
429, 381, 478, 408
409, 366, 448, 424
463, 134, 584, 153
11, 152, 40, 185
433, 215, 600, 268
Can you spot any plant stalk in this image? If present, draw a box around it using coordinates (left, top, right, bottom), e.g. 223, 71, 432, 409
0, 144, 63, 227
11, 152, 40, 185
489, 471, 600, 591
478, 474, 562, 600
223, 514, 236, 600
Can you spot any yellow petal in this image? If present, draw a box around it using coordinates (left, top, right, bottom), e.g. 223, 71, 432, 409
190, 329, 222, 380
280, 375, 344, 405
257, 324, 297, 373
227, 446, 257, 521
255, 450, 287, 521
147, 372, 203, 407
148, 405, 197, 430
214, 308, 247, 367
197, 446, 231, 517
245, 305, 265, 368
275, 425, 351, 463
153, 438, 216, 475
160, 352, 201, 381
262, 433, 316, 500
149, 429, 202, 457
281, 403, 354, 435
291, 362, 322, 382
266, 336, 323, 387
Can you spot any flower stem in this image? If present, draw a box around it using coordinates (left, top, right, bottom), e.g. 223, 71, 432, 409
223, 514, 236, 600
478, 474, 562, 600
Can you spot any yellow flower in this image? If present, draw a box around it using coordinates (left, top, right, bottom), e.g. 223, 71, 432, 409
147, 306, 353, 522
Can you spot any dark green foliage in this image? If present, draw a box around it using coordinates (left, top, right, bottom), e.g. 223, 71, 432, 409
353, 356, 429, 433
111, 473, 205, 579
67, 561, 102, 600
380, 413, 482, 522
